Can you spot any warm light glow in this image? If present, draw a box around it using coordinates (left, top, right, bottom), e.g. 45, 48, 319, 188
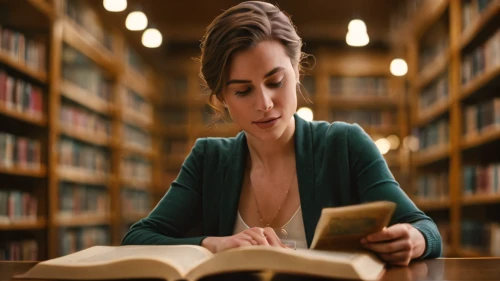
103, 0, 127, 12
125, 11, 148, 31
346, 31, 369, 46
387, 135, 400, 150
142, 28, 162, 48
375, 138, 391, 155
403, 136, 420, 152
390, 58, 408, 76
297, 107, 314, 121
348, 19, 367, 33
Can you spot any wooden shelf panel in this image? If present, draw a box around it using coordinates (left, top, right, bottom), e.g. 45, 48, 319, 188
58, 167, 110, 186
0, 218, 46, 230
413, 145, 450, 167
328, 96, 398, 109
62, 18, 116, 72
460, 1, 500, 51
55, 214, 110, 227
60, 80, 114, 116
120, 179, 153, 191
122, 145, 154, 159
461, 194, 500, 206
27, 0, 55, 20
413, 198, 450, 211
0, 104, 47, 126
415, 0, 450, 38
462, 126, 500, 150
415, 99, 450, 127
0, 165, 46, 177
415, 49, 450, 89
162, 125, 189, 137
59, 126, 112, 147
0, 51, 47, 83
122, 109, 154, 131
123, 68, 151, 100
461, 64, 500, 101
362, 126, 399, 136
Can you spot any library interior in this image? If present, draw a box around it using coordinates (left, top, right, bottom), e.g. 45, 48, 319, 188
0, 0, 499, 262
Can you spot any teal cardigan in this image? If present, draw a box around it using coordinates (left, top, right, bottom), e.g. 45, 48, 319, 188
122, 114, 442, 259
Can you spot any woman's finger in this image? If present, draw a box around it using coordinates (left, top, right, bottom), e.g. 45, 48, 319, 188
263, 227, 285, 247
362, 224, 410, 243
362, 239, 412, 253
245, 228, 270, 245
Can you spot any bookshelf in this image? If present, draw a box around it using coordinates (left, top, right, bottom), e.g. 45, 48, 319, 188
398, 0, 500, 257
0, 0, 162, 260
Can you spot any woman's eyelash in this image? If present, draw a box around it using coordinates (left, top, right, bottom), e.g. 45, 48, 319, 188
269, 80, 283, 88
235, 87, 252, 96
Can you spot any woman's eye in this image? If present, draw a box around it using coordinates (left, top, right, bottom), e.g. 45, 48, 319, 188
268, 80, 283, 88
235, 87, 251, 96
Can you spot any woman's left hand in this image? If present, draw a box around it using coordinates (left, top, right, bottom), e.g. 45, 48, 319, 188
360, 223, 426, 266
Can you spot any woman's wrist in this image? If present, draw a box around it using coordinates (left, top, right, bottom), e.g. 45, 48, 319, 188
201, 237, 218, 253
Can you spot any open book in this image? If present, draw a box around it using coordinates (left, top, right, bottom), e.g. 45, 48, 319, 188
15, 201, 396, 281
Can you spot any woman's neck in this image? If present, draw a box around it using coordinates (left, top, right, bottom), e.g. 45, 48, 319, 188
245, 116, 296, 171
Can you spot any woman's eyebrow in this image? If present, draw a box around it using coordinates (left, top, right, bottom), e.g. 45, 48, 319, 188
226, 66, 285, 86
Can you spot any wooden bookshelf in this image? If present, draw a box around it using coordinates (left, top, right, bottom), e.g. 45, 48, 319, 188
60, 80, 114, 116
0, 218, 47, 230
59, 126, 112, 147
58, 167, 110, 186
461, 64, 500, 100
461, 194, 500, 206
122, 213, 149, 225
122, 145, 154, 160
54, 214, 110, 227
415, 99, 450, 127
0, 51, 47, 83
401, 0, 500, 257
62, 18, 116, 72
0, 104, 47, 126
328, 96, 398, 109
462, 126, 500, 150
121, 109, 154, 131
27, 0, 56, 20
0, 165, 46, 177
414, 198, 451, 212
460, 1, 500, 50
120, 179, 153, 191
415, 49, 451, 90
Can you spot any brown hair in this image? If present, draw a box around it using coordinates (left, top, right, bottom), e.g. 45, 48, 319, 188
199, 1, 312, 124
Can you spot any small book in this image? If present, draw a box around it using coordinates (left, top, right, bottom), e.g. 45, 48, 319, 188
15, 201, 396, 281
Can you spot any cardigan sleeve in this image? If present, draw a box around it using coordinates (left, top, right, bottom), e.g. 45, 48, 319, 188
121, 138, 207, 246
347, 124, 442, 259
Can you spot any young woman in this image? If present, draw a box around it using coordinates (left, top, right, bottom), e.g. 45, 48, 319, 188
122, 1, 442, 266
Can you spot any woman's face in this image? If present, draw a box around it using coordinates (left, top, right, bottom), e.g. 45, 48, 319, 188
221, 40, 298, 141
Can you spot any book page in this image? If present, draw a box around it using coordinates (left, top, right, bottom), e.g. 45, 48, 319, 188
310, 201, 396, 250
186, 246, 385, 281
16, 245, 213, 281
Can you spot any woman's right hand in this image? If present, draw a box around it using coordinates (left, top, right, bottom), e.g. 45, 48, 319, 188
201, 227, 287, 253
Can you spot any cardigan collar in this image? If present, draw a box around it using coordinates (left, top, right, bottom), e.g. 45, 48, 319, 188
219, 114, 317, 247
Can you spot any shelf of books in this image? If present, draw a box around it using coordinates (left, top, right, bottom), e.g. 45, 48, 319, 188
0, 0, 51, 262
0, 0, 162, 260
399, 0, 500, 257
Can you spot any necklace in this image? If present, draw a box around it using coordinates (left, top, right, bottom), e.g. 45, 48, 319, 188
249, 168, 296, 237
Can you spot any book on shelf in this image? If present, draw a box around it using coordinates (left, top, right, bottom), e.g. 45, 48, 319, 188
461, 220, 500, 256
0, 190, 38, 223
462, 29, 500, 86
0, 239, 38, 261
463, 97, 500, 138
0, 132, 41, 169
0, 25, 46, 73
15, 201, 396, 281
463, 163, 500, 196
0, 70, 44, 118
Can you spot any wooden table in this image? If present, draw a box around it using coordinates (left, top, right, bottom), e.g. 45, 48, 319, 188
1, 258, 500, 281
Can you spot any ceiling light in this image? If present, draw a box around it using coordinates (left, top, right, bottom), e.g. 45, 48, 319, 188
390, 58, 408, 76
103, 0, 127, 12
142, 28, 162, 48
126, 11, 148, 31
297, 107, 313, 121
387, 135, 400, 150
346, 19, 369, 47
348, 19, 367, 33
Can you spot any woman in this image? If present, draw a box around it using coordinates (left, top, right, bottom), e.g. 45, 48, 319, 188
122, 1, 442, 266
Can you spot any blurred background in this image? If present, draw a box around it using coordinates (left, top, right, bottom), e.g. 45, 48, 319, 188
0, 0, 499, 260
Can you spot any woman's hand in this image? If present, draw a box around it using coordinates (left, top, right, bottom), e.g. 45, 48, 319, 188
361, 223, 426, 266
201, 227, 287, 253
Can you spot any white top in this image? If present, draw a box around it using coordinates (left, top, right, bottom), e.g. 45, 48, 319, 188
232, 206, 308, 249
